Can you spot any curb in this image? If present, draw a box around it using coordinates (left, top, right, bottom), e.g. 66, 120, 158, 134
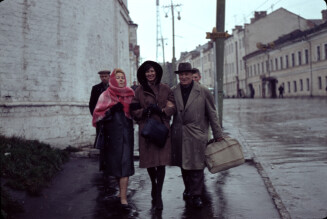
234, 129, 291, 219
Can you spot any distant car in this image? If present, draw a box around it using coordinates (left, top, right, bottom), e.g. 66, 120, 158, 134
208, 87, 214, 95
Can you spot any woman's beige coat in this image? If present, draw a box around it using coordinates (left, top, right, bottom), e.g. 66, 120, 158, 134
171, 82, 223, 170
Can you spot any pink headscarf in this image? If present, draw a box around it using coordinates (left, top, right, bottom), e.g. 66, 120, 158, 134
92, 68, 135, 127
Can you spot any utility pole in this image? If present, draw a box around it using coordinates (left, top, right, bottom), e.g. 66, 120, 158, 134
156, 0, 162, 62
163, 1, 181, 86
216, 0, 225, 127
206, 0, 227, 127
206, 0, 228, 127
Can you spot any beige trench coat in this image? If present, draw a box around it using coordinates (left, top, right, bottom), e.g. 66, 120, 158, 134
171, 82, 223, 170
131, 83, 176, 168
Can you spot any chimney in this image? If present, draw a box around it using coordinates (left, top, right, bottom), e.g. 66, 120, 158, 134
322, 10, 327, 22
251, 11, 267, 23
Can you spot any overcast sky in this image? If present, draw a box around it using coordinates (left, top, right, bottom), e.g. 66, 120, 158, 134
128, 0, 326, 64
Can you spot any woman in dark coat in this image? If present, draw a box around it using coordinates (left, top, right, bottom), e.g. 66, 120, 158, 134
92, 68, 135, 210
130, 60, 176, 210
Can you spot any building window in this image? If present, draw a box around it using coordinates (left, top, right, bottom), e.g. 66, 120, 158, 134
305, 49, 309, 64
306, 78, 310, 91
275, 58, 278, 70
324, 44, 327, 60
257, 63, 260, 74
298, 51, 302, 65
270, 60, 273, 71
285, 55, 289, 68
254, 64, 256, 75
317, 46, 321, 61
266, 60, 269, 72
318, 76, 322, 89
250, 66, 252, 76
291, 53, 295, 67
261, 62, 264, 74
300, 79, 303, 91
288, 81, 291, 93
293, 81, 297, 92
280, 57, 283, 69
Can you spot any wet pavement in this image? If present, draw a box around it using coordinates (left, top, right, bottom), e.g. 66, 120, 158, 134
223, 98, 327, 219
14, 158, 279, 219
12, 98, 327, 219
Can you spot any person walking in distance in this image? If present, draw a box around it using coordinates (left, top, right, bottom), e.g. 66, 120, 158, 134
278, 84, 284, 98
130, 60, 176, 211
131, 81, 139, 91
171, 62, 224, 208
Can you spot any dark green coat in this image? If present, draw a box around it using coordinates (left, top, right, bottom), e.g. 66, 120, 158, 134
102, 111, 134, 177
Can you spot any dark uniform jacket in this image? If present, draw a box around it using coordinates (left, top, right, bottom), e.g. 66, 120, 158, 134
89, 82, 107, 115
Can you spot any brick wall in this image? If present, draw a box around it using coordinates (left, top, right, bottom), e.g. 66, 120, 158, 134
0, 0, 132, 148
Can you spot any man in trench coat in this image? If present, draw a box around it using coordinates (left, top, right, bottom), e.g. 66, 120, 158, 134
171, 62, 224, 208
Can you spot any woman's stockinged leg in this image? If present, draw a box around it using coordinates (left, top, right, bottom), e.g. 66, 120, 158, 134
155, 165, 166, 210
119, 177, 129, 204
116, 178, 121, 198
147, 167, 157, 204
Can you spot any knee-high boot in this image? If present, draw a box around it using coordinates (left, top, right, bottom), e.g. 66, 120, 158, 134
147, 167, 157, 205
155, 166, 166, 210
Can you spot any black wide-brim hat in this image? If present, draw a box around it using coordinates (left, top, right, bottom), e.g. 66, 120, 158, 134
174, 62, 197, 74
137, 60, 163, 86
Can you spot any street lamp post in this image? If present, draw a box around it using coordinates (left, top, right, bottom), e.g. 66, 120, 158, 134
171, 2, 176, 76
164, 1, 181, 86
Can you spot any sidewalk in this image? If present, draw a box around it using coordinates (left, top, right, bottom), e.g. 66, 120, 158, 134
13, 136, 282, 219
10, 98, 327, 219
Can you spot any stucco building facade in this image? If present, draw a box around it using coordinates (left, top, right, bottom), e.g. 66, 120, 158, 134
176, 8, 327, 99
244, 22, 327, 98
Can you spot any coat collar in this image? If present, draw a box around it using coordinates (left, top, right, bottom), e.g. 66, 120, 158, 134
184, 82, 201, 110
175, 82, 201, 111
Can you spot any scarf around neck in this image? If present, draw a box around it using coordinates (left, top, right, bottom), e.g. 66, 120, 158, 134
92, 68, 135, 127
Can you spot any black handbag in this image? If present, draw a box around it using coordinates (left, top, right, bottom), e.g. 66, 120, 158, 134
141, 116, 168, 148
94, 127, 105, 149
94, 111, 112, 149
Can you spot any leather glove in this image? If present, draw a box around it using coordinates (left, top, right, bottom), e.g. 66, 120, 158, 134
148, 104, 162, 115
111, 102, 124, 112
215, 137, 224, 142
142, 107, 151, 117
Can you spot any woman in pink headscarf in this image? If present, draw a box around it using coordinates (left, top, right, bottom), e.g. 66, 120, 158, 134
93, 68, 135, 211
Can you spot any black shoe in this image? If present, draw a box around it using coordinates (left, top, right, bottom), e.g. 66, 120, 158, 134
183, 191, 191, 200
155, 197, 163, 211
121, 203, 132, 212
192, 196, 203, 208
151, 186, 157, 205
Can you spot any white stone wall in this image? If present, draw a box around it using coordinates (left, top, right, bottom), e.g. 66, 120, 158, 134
0, 0, 132, 148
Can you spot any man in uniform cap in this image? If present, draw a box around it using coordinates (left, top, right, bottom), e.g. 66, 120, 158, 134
89, 70, 110, 115
89, 70, 110, 170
